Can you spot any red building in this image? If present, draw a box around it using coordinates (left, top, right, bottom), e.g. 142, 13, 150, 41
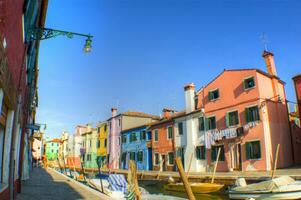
194, 51, 294, 172
0, 0, 48, 199
149, 109, 184, 171
293, 74, 301, 120
292, 74, 301, 164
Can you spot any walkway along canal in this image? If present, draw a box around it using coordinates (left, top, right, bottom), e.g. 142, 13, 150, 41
16, 167, 110, 200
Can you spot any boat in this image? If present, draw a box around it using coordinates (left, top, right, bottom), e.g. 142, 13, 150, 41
229, 176, 301, 200
164, 182, 224, 194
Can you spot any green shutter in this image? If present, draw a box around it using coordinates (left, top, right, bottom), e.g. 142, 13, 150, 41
245, 108, 250, 123
209, 92, 213, 100
226, 113, 230, 127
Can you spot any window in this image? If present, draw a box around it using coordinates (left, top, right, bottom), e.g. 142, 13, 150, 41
168, 152, 174, 165
130, 152, 136, 161
137, 151, 143, 162
226, 111, 239, 127
206, 116, 216, 130
196, 146, 206, 160
130, 132, 137, 142
246, 141, 261, 160
97, 127, 100, 133
178, 122, 184, 135
121, 153, 127, 162
154, 153, 159, 165
104, 139, 107, 147
104, 125, 107, 132
89, 140, 92, 147
244, 77, 255, 90
199, 117, 205, 131
118, 119, 121, 127
140, 131, 146, 140
97, 140, 100, 148
211, 145, 225, 161
154, 130, 158, 142
146, 131, 152, 141
167, 126, 173, 139
209, 89, 219, 101
51, 149, 53, 153
122, 135, 127, 144
245, 106, 260, 123
87, 154, 91, 161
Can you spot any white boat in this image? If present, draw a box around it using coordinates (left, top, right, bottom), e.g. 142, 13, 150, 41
229, 176, 301, 200
88, 177, 186, 200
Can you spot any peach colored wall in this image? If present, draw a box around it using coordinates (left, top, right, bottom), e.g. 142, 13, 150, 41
257, 72, 293, 168
196, 69, 292, 171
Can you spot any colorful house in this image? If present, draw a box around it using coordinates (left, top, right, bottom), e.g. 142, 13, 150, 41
45, 139, 60, 161
96, 121, 108, 168
187, 50, 294, 172
121, 125, 153, 170
82, 125, 98, 169
66, 125, 86, 168
107, 108, 159, 169
149, 109, 183, 171
291, 74, 301, 164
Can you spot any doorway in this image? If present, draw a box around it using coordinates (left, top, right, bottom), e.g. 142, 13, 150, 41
231, 143, 242, 171
161, 154, 167, 171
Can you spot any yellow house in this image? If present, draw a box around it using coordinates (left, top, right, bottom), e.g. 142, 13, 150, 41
97, 121, 108, 168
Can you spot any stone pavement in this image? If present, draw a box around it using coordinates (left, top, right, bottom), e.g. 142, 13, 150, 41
17, 167, 110, 200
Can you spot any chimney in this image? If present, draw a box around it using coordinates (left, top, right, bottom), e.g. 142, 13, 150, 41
184, 83, 195, 113
162, 108, 174, 118
262, 51, 277, 77
111, 107, 117, 117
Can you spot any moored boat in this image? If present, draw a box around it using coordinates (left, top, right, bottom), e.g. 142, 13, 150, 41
229, 176, 301, 200
164, 182, 224, 194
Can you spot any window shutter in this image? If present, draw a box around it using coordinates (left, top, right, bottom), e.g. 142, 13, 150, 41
245, 108, 249, 123
209, 92, 213, 100
226, 113, 230, 127
243, 80, 246, 90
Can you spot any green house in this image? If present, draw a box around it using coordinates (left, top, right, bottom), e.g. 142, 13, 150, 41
81, 127, 98, 169
45, 138, 60, 161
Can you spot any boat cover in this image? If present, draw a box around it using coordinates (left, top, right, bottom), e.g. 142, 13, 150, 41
232, 176, 295, 192
108, 174, 128, 193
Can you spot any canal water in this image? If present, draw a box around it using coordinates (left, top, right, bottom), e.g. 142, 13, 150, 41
139, 180, 229, 200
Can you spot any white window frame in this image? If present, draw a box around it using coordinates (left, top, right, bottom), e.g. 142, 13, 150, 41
167, 126, 173, 140
226, 109, 240, 128
153, 129, 159, 142
208, 88, 220, 101
243, 76, 256, 91
167, 151, 174, 166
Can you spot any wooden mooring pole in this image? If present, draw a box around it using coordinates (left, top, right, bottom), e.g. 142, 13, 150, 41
175, 157, 196, 200
271, 144, 280, 179
211, 147, 221, 184
128, 160, 141, 200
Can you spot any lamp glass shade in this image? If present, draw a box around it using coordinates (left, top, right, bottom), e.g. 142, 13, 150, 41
84, 37, 92, 53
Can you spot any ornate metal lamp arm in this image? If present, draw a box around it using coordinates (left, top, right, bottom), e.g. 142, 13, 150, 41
29, 27, 92, 41
28, 27, 93, 52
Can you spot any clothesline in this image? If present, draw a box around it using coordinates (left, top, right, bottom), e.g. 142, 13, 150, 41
204, 121, 259, 149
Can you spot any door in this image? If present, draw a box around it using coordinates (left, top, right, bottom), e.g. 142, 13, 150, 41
231, 143, 242, 171
162, 155, 167, 171
147, 148, 152, 170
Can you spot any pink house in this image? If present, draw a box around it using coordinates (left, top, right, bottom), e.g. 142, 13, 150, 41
194, 50, 293, 171
107, 108, 159, 169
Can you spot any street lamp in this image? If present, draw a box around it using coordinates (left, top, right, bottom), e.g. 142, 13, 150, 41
28, 27, 94, 53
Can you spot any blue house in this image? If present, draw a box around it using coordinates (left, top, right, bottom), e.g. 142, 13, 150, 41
121, 125, 152, 170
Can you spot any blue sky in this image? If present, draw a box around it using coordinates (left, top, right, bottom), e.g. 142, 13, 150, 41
37, 0, 301, 139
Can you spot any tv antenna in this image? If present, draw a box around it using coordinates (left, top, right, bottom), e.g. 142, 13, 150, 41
260, 33, 269, 51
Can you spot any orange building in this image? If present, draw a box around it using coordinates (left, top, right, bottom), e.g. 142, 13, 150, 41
292, 74, 301, 164
194, 50, 293, 172
149, 109, 184, 171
